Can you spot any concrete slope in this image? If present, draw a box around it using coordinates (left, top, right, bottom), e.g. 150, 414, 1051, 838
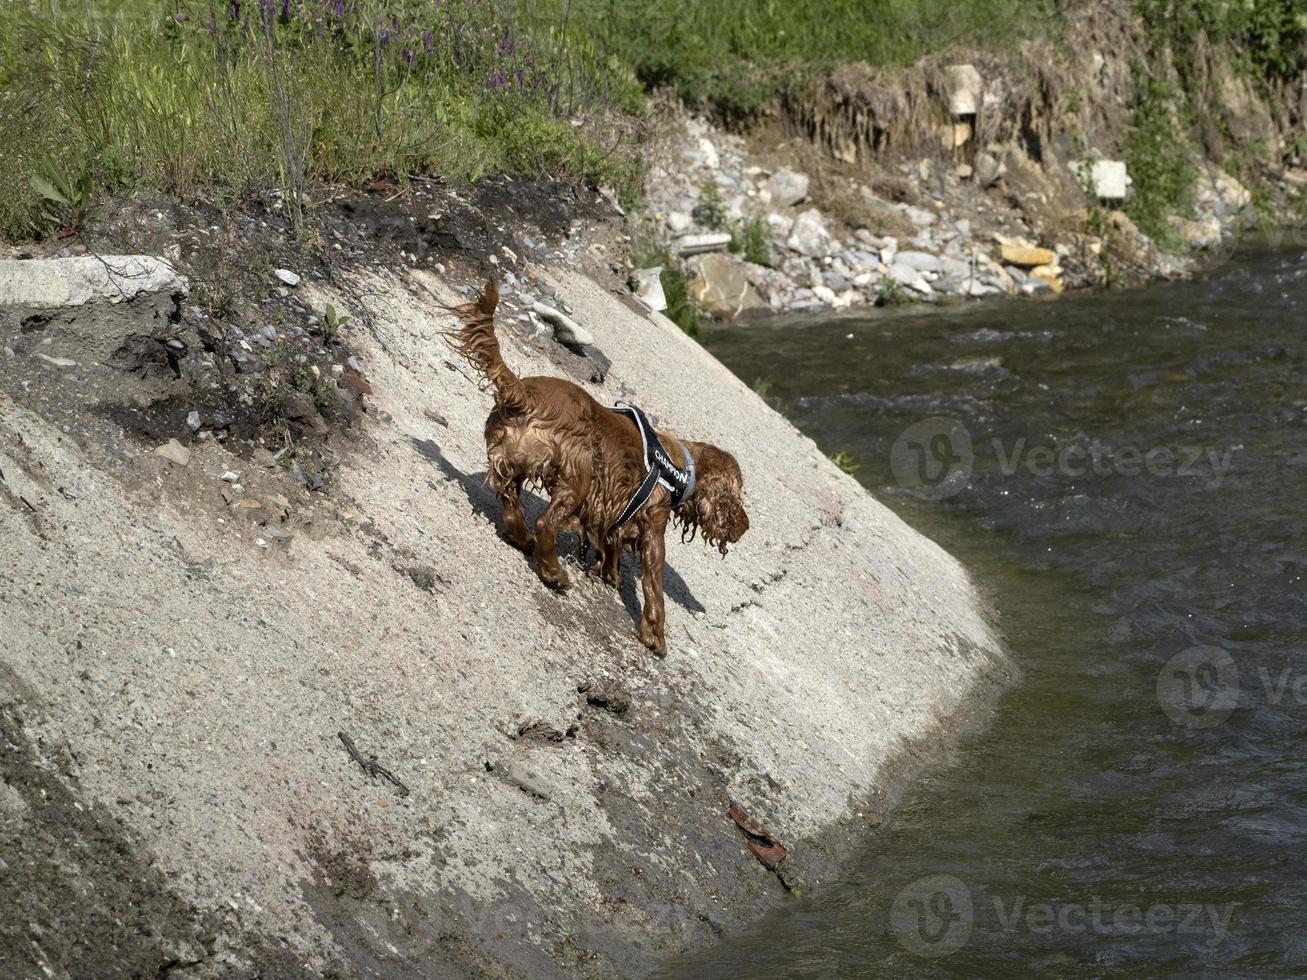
0, 261, 1012, 977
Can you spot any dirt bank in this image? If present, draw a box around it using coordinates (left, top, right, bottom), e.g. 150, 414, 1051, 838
0, 181, 1012, 977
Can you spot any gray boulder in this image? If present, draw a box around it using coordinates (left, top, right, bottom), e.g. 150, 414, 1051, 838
690, 253, 767, 319
785, 210, 836, 258
764, 169, 810, 208
895, 250, 942, 273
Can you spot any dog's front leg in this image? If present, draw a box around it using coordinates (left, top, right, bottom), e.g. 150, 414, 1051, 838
635, 512, 668, 656
534, 489, 579, 590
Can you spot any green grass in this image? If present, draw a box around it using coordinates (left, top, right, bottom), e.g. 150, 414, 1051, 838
545, 0, 1058, 116
0, 0, 642, 239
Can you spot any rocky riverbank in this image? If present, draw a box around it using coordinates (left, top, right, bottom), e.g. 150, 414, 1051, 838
624, 10, 1307, 321
633, 112, 1249, 317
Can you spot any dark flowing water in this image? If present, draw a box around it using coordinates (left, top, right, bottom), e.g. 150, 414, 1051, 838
676, 248, 1307, 977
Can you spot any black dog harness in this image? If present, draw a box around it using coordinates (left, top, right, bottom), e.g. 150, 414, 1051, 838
609, 402, 696, 532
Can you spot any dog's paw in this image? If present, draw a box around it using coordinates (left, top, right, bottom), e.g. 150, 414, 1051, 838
539, 567, 572, 591
635, 623, 666, 657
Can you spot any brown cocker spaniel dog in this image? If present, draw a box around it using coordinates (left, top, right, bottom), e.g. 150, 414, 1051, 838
446, 280, 748, 655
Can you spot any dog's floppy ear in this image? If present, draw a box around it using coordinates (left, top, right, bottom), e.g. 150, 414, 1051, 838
479, 278, 500, 316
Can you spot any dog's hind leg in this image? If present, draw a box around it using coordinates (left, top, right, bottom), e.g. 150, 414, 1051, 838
486, 432, 535, 553
498, 473, 535, 553
597, 532, 622, 588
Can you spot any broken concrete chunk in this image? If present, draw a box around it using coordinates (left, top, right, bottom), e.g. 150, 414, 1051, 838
0, 256, 187, 308
672, 233, 732, 257
531, 302, 594, 348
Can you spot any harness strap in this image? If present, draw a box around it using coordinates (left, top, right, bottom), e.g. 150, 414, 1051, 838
609, 402, 696, 534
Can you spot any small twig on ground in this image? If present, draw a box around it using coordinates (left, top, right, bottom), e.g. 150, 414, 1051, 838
337, 731, 410, 797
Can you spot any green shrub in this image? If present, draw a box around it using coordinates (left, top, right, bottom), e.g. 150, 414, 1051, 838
692, 182, 728, 231
877, 278, 915, 307
729, 216, 772, 266
829, 451, 860, 475
661, 263, 702, 338
1123, 71, 1195, 250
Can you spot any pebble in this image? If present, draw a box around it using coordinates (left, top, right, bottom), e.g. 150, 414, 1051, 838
187, 410, 201, 431
273, 268, 301, 287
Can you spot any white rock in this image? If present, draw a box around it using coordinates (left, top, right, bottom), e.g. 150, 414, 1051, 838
698, 137, 720, 170
889, 262, 932, 295
764, 169, 810, 208
273, 269, 301, 287
1079, 160, 1130, 201
186, 411, 202, 431
632, 267, 667, 312
785, 210, 836, 258
895, 251, 942, 273
945, 64, 984, 116
900, 205, 938, 228
0, 256, 187, 308
1213, 171, 1252, 209
813, 285, 837, 305
673, 233, 732, 256
975, 152, 1006, 188
666, 211, 692, 233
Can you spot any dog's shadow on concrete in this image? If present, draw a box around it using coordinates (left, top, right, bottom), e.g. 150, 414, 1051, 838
411, 437, 706, 619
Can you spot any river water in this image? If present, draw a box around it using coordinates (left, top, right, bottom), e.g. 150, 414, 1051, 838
675, 247, 1307, 976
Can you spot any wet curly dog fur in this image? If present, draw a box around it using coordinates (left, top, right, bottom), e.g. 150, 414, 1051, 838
445, 280, 748, 654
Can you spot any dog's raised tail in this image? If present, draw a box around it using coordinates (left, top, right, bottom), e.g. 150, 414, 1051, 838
444, 278, 527, 414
